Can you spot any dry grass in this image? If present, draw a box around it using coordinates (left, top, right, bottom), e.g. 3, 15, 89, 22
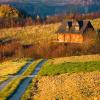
0, 23, 61, 44
31, 71, 100, 100
91, 18, 100, 30
0, 59, 27, 83
48, 54, 100, 65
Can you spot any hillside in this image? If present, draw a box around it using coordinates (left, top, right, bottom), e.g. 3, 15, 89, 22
0, 23, 61, 44
0, 4, 20, 18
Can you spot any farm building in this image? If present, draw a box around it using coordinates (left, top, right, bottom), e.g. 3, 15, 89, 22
57, 20, 97, 43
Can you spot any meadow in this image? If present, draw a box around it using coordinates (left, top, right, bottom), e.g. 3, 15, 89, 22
22, 55, 100, 100
31, 71, 100, 100
38, 55, 100, 76
0, 59, 27, 84
0, 23, 61, 45
39, 61, 100, 76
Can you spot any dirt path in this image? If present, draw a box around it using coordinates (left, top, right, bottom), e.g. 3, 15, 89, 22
0, 59, 34, 90
7, 59, 47, 100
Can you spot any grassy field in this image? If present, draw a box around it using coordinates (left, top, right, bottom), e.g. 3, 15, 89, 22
38, 55, 100, 76
0, 59, 42, 100
0, 23, 61, 44
44, 54, 100, 64
0, 59, 27, 84
22, 55, 100, 100
39, 61, 100, 76
31, 71, 100, 100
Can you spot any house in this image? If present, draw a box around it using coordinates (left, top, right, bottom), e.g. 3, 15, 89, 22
57, 20, 97, 43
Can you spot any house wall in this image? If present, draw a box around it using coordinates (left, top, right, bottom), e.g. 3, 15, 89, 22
70, 34, 83, 43
75, 26, 80, 31
58, 33, 83, 43
57, 34, 65, 42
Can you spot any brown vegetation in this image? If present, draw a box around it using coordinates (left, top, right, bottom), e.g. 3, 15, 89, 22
0, 4, 20, 18
0, 59, 27, 83
0, 36, 100, 61
0, 17, 33, 29
31, 71, 100, 100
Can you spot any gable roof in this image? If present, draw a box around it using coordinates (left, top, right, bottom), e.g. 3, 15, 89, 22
57, 20, 95, 34
80, 21, 89, 33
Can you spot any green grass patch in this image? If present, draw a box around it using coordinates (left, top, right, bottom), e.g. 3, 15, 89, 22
0, 59, 42, 100
38, 61, 100, 76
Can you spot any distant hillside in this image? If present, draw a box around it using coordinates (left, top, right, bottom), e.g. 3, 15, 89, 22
0, 4, 20, 18
0, 0, 99, 6
0, 1, 100, 18
8, 2, 100, 17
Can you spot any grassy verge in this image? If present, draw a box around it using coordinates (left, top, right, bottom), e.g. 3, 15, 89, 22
0, 59, 42, 100
48, 55, 100, 64
38, 61, 100, 76
0, 77, 8, 84
0, 59, 29, 84
21, 83, 33, 100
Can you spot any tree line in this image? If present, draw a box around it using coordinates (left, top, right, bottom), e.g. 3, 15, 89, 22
0, 12, 100, 29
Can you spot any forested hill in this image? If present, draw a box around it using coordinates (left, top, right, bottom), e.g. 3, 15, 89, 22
0, 0, 100, 18
0, 4, 20, 18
